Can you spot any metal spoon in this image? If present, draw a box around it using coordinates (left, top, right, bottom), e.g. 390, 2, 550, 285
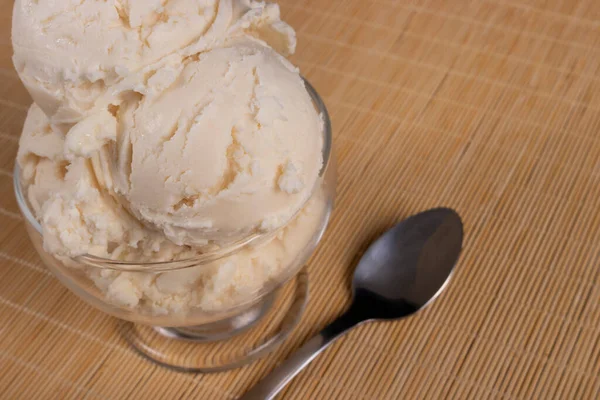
241, 208, 464, 400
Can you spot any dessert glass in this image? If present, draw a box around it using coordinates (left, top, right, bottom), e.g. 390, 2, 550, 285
14, 80, 335, 372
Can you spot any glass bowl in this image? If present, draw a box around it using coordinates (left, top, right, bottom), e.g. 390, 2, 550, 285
14, 80, 335, 371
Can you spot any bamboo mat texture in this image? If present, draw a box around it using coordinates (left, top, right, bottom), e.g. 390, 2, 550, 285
1, 0, 600, 398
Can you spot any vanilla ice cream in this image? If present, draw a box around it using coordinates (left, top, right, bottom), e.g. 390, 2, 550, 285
13, 0, 295, 125
18, 104, 177, 260
96, 37, 323, 247
18, 103, 328, 315
15, 0, 330, 315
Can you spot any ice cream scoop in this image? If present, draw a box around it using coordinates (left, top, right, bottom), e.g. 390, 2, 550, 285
92, 38, 323, 247
12, 0, 295, 126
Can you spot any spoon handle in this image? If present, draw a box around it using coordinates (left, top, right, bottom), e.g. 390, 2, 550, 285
240, 309, 363, 400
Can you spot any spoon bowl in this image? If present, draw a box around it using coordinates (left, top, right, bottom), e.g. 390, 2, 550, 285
242, 208, 464, 400
352, 208, 463, 320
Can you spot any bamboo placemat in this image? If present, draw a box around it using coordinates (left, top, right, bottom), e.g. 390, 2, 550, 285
1, 0, 600, 398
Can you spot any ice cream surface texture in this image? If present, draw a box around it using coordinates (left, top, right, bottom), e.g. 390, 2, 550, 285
18, 103, 327, 315
13, 0, 295, 124
15, 0, 328, 315
100, 38, 323, 247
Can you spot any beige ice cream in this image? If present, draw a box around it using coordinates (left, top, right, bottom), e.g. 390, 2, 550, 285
21, 37, 324, 254
18, 104, 327, 314
13, 0, 295, 125
18, 104, 173, 260
96, 37, 323, 247
15, 0, 329, 315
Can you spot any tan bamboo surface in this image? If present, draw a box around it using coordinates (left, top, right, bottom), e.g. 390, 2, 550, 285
1, 0, 600, 398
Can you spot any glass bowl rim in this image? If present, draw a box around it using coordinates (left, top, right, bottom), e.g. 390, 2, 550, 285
14, 78, 332, 272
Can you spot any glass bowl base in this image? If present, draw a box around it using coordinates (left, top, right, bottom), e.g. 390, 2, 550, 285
118, 269, 309, 372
